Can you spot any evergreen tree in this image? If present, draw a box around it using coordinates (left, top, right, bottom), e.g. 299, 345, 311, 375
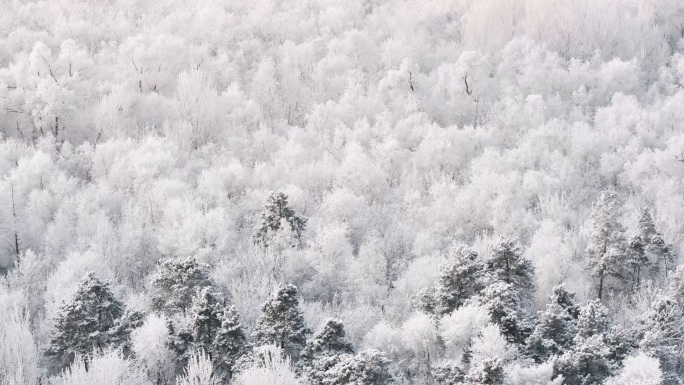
635, 207, 675, 282
638, 296, 684, 385
252, 284, 310, 360
167, 319, 194, 374
484, 238, 535, 294
432, 362, 465, 385
586, 191, 628, 299
300, 319, 355, 384
553, 300, 625, 385
47, 272, 125, 371
434, 244, 484, 316
300, 319, 354, 366
526, 285, 579, 362
466, 357, 505, 385
576, 300, 610, 339
554, 335, 615, 385
649, 233, 675, 281
476, 282, 532, 345
318, 349, 393, 385
626, 233, 650, 290
414, 287, 438, 315
150, 257, 214, 316
212, 305, 250, 381
108, 309, 145, 358
668, 265, 684, 304
253, 191, 307, 248
190, 288, 225, 352
167, 288, 249, 381
550, 285, 581, 319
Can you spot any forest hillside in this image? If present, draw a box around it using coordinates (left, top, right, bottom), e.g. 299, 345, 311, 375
2, 0, 684, 384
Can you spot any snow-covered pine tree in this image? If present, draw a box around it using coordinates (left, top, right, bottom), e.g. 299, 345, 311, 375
299, 319, 355, 383
649, 233, 675, 281
549, 285, 581, 319
300, 318, 354, 365
638, 296, 684, 385
635, 207, 675, 282
150, 257, 214, 316
484, 238, 535, 294
434, 244, 484, 316
576, 300, 610, 339
476, 282, 532, 345
586, 191, 629, 299
318, 349, 393, 385
47, 272, 125, 371
668, 265, 684, 304
526, 285, 579, 362
253, 192, 307, 248
626, 234, 649, 290
212, 305, 250, 381
553, 300, 628, 385
108, 309, 145, 358
252, 284, 310, 360
466, 357, 505, 385
190, 288, 225, 353
433, 362, 465, 385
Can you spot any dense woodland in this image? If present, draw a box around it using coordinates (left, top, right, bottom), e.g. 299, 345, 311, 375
2, 0, 684, 384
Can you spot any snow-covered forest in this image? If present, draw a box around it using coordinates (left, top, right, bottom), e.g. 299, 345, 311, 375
1, 0, 684, 384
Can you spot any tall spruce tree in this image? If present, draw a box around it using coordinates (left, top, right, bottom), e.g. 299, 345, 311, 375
47, 272, 125, 371
434, 244, 484, 316
586, 191, 628, 299
150, 257, 214, 316
252, 284, 310, 360
253, 191, 307, 248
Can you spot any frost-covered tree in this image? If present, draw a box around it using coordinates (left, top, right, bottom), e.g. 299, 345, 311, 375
634, 207, 675, 282
434, 244, 484, 316
212, 306, 250, 380
466, 357, 505, 385
176, 350, 216, 385
553, 300, 628, 385
108, 309, 145, 358
47, 272, 125, 370
300, 319, 354, 366
232, 345, 301, 385
253, 192, 307, 248
586, 191, 629, 299
526, 285, 579, 362
150, 257, 214, 316
50, 351, 151, 385
189, 289, 225, 353
252, 284, 310, 360
626, 234, 650, 290
638, 296, 684, 385
484, 238, 535, 294
604, 352, 663, 385
317, 349, 393, 385
432, 363, 465, 385
476, 282, 532, 345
